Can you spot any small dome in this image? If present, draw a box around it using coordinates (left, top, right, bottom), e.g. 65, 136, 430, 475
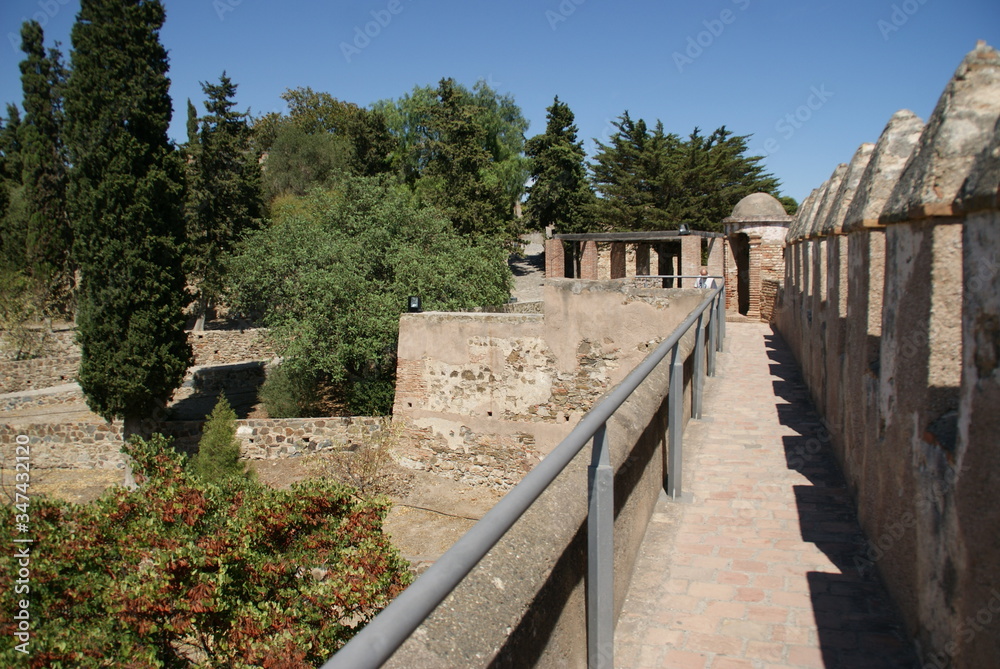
728, 193, 789, 220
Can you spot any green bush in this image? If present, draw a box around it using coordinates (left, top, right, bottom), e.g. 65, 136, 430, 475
258, 363, 321, 418
188, 396, 254, 485
0, 434, 412, 667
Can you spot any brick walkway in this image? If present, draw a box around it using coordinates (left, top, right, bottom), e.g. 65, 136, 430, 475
614, 322, 919, 669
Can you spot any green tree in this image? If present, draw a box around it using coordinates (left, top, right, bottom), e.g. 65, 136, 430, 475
375, 78, 529, 242
19, 20, 72, 311
226, 176, 512, 415
65, 0, 192, 448
185, 73, 263, 330
590, 111, 659, 230
0, 105, 27, 273
0, 434, 411, 666
256, 87, 393, 202
260, 122, 352, 200
591, 113, 784, 232
524, 96, 596, 234
188, 395, 253, 484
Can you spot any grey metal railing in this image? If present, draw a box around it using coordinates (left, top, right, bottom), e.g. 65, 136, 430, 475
323, 283, 726, 669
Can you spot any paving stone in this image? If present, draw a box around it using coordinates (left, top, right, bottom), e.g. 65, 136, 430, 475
613, 323, 919, 668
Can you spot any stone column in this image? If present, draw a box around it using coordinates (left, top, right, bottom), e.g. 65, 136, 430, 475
635, 244, 650, 276
545, 238, 565, 279
580, 240, 599, 280
680, 235, 701, 287
746, 234, 762, 320
706, 237, 724, 281
610, 242, 626, 279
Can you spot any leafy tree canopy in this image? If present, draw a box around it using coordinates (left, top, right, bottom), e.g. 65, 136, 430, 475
225, 175, 512, 415
254, 87, 393, 200
591, 112, 783, 232
374, 78, 529, 241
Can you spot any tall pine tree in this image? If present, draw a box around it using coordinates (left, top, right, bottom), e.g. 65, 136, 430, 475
524, 96, 596, 234
19, 20, 71, 310
65, 0, 191, 446
184, 73, 263, 330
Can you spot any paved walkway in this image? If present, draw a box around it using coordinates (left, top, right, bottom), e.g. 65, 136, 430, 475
614, 322, 919, 669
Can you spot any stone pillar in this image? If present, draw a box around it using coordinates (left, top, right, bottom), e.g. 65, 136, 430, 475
680, 235, 701, 287
706, 237, 724, 280
580, 240, 599, 280
746, 234, 762, 319
545, 238, 565, 279
635, 244, 650, 276
610, 242, 626, 279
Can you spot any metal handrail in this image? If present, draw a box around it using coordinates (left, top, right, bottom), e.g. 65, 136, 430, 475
323, 285, 726, 669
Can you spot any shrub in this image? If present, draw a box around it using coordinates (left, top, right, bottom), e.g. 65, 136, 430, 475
0, 434, 412, 667
188, 396, 254, 485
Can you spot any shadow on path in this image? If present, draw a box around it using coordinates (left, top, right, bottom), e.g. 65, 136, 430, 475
764, 329, 918, 668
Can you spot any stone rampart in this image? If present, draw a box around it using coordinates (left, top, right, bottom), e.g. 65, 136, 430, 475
775, 42, 1000, 669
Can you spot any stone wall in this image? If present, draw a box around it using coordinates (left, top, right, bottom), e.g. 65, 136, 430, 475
0, 329, 273, 395
0, 416, 386, 469
392, 281, 707, 492
385, 282, 708, 668
0, 355, 80, 394
775, 43, 1000, 669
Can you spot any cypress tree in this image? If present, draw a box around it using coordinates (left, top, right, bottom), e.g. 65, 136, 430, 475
0, 106, 27, 273
524, 96, 596, 234
421, 78, 514, 240
19, 20, 71, 309
185, 73, 262, 330
64, 0, 191, 444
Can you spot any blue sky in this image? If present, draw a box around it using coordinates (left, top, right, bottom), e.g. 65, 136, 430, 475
1, 0, 998, 203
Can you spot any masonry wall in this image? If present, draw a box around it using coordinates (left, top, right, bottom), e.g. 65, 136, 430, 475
0, 416, 387, 469
0, 328, 273, 394
385, 280, 710, 667
774, 43, 1000, 669
393, 281, 707, 492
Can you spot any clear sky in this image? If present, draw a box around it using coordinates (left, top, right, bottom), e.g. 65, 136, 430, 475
1, 0, 998, 203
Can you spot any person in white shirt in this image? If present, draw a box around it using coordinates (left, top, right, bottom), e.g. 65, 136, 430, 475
695, 268, 714, 289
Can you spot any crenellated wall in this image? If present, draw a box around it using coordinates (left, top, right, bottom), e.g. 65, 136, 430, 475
775, 42, 1000, 669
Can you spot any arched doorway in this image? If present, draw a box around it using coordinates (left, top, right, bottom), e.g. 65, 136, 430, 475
730, 233, 751, 316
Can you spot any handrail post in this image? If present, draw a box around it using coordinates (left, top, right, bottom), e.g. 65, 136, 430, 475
708, 296, 718, 377
667, 344, 684, 499
717, 291, 726, 351
587, 424, 614, 669
692, 314, 705, 419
